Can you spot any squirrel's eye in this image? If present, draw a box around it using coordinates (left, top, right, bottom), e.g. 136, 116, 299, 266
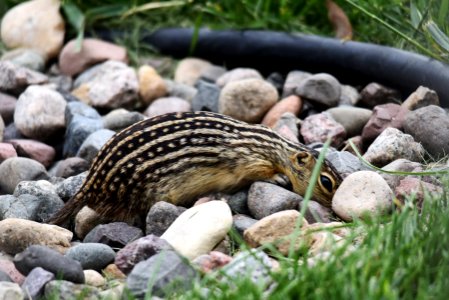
320, 175, 333, 193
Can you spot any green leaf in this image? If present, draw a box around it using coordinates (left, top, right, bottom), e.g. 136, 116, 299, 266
410, 1, 422, 29
61, 2, 85, 52
425, 20, 449, 52
438, 0, 449, 27
189, 11, 203, 55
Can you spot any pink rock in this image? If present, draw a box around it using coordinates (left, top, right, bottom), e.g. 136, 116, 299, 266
194, 197, 212, 206
261, 95, 302, 128
193, 251, 232, 273
0, 92, 17, 124
8, 139, 55, 167
0, 259, 25, 284
395, 177, 443, 209
59, 38, 128, 76
144, 97, 191, 118
361, 103, 409, 144
274, 124, 299, 143
300, 113, 346, 147
0, 142, 17, 162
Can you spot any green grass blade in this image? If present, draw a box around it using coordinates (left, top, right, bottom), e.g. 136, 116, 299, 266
424, 20, 449, 52
61, 2, 85, 52
410, 0, 422, 29
438, 0, 449, 25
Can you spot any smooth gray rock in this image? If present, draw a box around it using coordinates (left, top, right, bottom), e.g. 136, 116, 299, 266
339, 84, 360, 106
0, 92, 16, 125
76, 129, 115, 164
192, 80, 220, 112
65, 243, 115, 271
0, 270, 12, 282
326, 106, 372, 137
50, 157, 89, 178
145, 202, 186, 236
298, 200, 333, 223
224, 188, 250, 215
21, 267, 54, 300
1, 48, 45, 71
102, 109, 145, 132
296, 73, 341, 107
0, 61, 48, 94
326, 151, 370, 178
232, 214, 258, 236
165, 80, 198, 103
216, 68, 263, 88
0, 157, 49, 194
199, 65, 226, 83
44, 280, 99, 300
282, 70, 311, 97
83, 222, 143, 248
0, 194, 40, 221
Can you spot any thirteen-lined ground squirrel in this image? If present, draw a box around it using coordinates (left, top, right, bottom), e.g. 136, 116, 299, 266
48, 111, 342, 226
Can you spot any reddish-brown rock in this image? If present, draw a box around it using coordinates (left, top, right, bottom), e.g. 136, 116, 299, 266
0, 143, 17, 162
0, 259, 25, 284
261, 95, 302, 128
8, 139, 55, 168
395, 177, 443, 209
193, 251, 232, 273
300, 113, 346, 147
360, 82, 401, 107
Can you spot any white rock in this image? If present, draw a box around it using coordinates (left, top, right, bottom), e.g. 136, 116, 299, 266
174, 58, 212, 86
84, 270, 106, 287
161, 200, 232, 260
0, 282, 24, 300
332, 171, 393, 221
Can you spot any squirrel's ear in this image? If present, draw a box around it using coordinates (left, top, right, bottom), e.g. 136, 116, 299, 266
291, 151, 314, 168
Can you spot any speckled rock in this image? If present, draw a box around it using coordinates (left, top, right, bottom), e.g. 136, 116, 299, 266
102, 108, 145, 132
0, 157, 48, 194
72, 60, 138, 109
281, 70, 311, 97
0, 219, 72, 255
296, 73, 341, 107
146, 201, 186, 236
0, 282, 23, 300
51, 157, 89, 178
232, 214, 258, 236
219, 78, 278, 123
0, 143, 17, 162
339, 84, 361, 106
0, 194, 41, 220
165, 80, 198, 103
83, 222, 143, 248
380, 159, 423, 190
0, 61, 48, 94
332, 171, 393, 221
74, 206, 102, 240
360, 82, 401, 107
403, 105, 449, 159
0, 259, 25, 284
363, 127, 424, 166
222, 249, 272, 285
44, 280, 99, 300
144, 97, 191, 118
247, 182, 303, 219
326, 106, 372, 137
395, 177, 443, 208
273, 112, 300, 142
76, 129, 115, 164
300, 113, 346, 147
192, 80, 220, 112
402, 86, 439, 110
65, 243, 115, 271
55, 172, 86, 201
20, 267, 54, 300
174, 58, 212, 86
161, 201, 233, 260
193, 251, 232, 273
59, 38, 128, 76
14, 85, 66, 140
216, 68, 263, 88
0, 0, 65, 60
138, 65, 167, 105
262, 95, 302, 128
326, 151, 370, 178
83, 270, 106, 287
1, 48, 45, 72
0, 92, 17, 124
115, 234, 173, 274
8, 139, 55, 167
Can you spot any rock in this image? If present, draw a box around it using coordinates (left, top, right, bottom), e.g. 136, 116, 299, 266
83, 270, 106, 287
191, 80, 220, 112
59, 38, 128, 76
193, 251, 232, 273
0, 282, 23, 300
266, 72, 284, 93
174, 58, 212, 86
403, 105, 449, 160
300, 113, 346, 147
20, 267, 54, 300
326, 151, 369, 179
8, 139, 55, 167
332, 171, 393, 221
247, 182, 303, 219
143, 97, 191, 118
0, 194, 41, 220
137, 65, 167, 105
221, 188, 250, 215
83, 222, 143, 248
273, 112, 300, 142
232, 214, 258, 236
261, 95, 302, 128
296, 73, 341, 107
216, 68, 263, 88
48, 74, 73, 92
0, 0, 65, 60
103, 108, 144, 131
103, 264, 126, 280
0, 61, 48, 94
326, 106, 372, 137
219, 78, 278, 123
360, 82, 401, 107
146, 201, 186, 236
244, 210, 309, 255
1, 48, 45, 72
0, 270, 12, 282
115, 234, 173, 275
395, 177, 443, 208
55, 172, 86, 201
161, 201, 233, 260
44, 280, 99, 300
14, 245, 84, 283
76, 129, 115, 164
0, 116, 4, 142
65, 243, 115, 271
222, 249, 272, 285
380, 159, 423, 190
339, 84, 360, 106
361, 103, 408, 144
0, 219, 72, 255
281, 70, 311, 97
52, 157, 89, 178
0, 157, 48, 194
98, 283, 124, 300
14, 85, 66, 140
74, 206, 102, 240
165, 80, 198, 103
127, 250, 197, 298
363, 127, 424, 167
0, 259, 25, 284
3, 123, 25, 141
0, 92, 17, 124
13, 180, 64, 222
307, 231, 345, 256
342, 135, 364, 156
72, 60, 138, 109
0, 143, 17, 162
298, 200, 333, 223
199, 65, 227, 83
402, 86, 439, 110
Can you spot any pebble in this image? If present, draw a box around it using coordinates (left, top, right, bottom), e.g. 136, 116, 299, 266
326, 151, 370, 178
232, 214, 258, 236
55, 172, 86, 201
0, 259, 25, 284
360, 82, 401, 107
191, 80, 220, 112
102, 108, 145, 132
115, 234, 173, 274
361, 103, 409, 144
221, 189, 250, 215
137, 65, 167, 105
1, 48, 45, 72
98, 283, 124, 300
199, 65, 227, 82
300, 113, 346, 147
0, 270, 12, 282
44, 280, 99, 300
307, 231, 345, 256
193, 251, 232, 273
14, 85, 66, 140
76, 129, 115, 164
72, 60, 139, 109
247, 182, 303, 219
0, 0, 65, 60
380, 159, 422, 190
8, 139, 56, 167
174, 58, 212, 86
0, 61, 48, 94
74, 206, 102, 239
0, 92, 17, 124
0, 116, 4, 142
0, 219, 72, 255
59, 38, 128, 76
65, 243, 116, 271
0, 143, 17, 162
402, 86, 439, 110
261, 95, 302, 128
3, 123, 25, 141
395, 177, 443, 208
273, 112, 300, 142
216, 68, 263, 87
219, 78, 278, 123
296, 73, 341, 107
0, 194, 41, 220
14, 245, 84, 283
339, 84, 361, 106
326, 106, 372, 137
83, 270, 106, 287
222, 249, 272, 285
83, 222, 143, 248
103, 264, 126, 280
20, 267, 54, 300
165, 80, 198, 103
403, 105, 449, 159
332, 171, 393, 221
266, 72, 284, 93
281, 70, 311, 97
51, 157, 89, 178
363, 127, 424, 167
299, 200, 333, 223
127, 250, 198, 298
145, 201, 186, 236
161, 201, 233, 260
0, 282, 23, 300
144, 97, 191, 118
0, 157, 49, 194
